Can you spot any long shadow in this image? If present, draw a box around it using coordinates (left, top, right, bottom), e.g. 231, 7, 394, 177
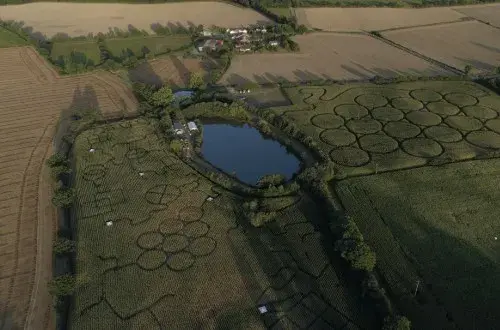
455, 57, 497, 72
168, 54, 189, 88
471, 41, 500, 54
127, 61, 164, 89
0, 307, 19, 330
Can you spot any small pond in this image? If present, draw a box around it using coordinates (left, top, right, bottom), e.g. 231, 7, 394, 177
201, 122, 301, 185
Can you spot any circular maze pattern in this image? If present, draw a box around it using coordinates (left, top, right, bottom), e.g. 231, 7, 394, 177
445, 116, 482, 131
167, 251, 195, 271
462, 106, 497, 120
335, 104, 368, 120
159, 218, 184, 235
346, 119, 382, 134
424, 126, 462, 143
391, 97, 423, 111
145, 185, 181, 205
182, 222, 209, 238
466, 131, 500, 149
444, 93, 478, 107
320, 129, 356, 147
82, 164, 107, 181
406, 111, 442, 126
330, 147, 370, 167
179, 207, 203, 222
486, 119, 500, 134
356, 94, 388, 108
126, 147, 148, 160
384, 122, 420, 139
187, 237, 217, 257
402, 138, 443, 158
427, 101, 460, 116
311, 113, 344, 129
372, 107, 404, 122
137, 232, 164, 249
137, 250, 167, 270
162, 234, 189, 253
410, 89, 442, 102
359, 134, 398, 154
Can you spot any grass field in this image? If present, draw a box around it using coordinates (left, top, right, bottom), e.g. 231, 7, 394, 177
0, 26, 29, 47
267, 7, 292, 18
335, 159, 500, 329
104, 35, 192, 58
50, 41, 101, 65
70, 118, 376, 329
272, 81, 500, 177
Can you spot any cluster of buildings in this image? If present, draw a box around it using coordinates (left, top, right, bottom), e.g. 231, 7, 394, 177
173, 121, 198, 136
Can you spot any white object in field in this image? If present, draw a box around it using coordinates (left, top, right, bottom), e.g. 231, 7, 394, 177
247, 89, 251, 93
495, 236, 498, 240
206, 197, 213, 201
89, 148, 95, 153
258, 305, 268, 314
106, 221, 113, 226
139, 172, 145, 177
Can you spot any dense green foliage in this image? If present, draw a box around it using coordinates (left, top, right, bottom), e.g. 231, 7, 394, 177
52, 187, 75, 208
49, 275, 77, 297
46, 153, 72, 179
183, 101, 251, 121
382, 315, 412, 330
53, 238, 76, 255
188, 72, 205, 89
257, 173, 286, 187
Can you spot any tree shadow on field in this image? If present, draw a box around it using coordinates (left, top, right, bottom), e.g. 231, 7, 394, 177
168, 54, 190, 88
455, 57, 496, 72
0, 307, 19, 330
358, 180, 500, 330
127, 61, 164, 89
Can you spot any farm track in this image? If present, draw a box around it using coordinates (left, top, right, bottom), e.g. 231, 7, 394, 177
0, 46, 138, 329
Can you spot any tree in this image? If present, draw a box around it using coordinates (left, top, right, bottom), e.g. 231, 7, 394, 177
464, 65, 472, 75
335, 217, 376, 272
49, 275, 76, 297
46, 153, 68, 168
188, 71, 204, 89
382, 315, 411, 330
52, 187, 74, 208
150, 86, 173, 107
169, 139, 183, 155
53, 237, 75, 254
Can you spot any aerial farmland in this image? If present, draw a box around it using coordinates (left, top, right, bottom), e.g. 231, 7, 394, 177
0, 1, 499, 330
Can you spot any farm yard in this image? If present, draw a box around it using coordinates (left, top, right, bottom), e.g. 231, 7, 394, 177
70, 119, 376, 329
222, 33, 451, 85
0, 2, 271, 37
335, 159, 500, 330
382, 20, 500, 75
271, 81, 500, 177
0, 46, 137, 330
295, 7, 467, 31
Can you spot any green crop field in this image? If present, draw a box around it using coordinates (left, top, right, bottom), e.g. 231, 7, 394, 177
0, 26, 29, 47
335, 159, 500, 330
272, 81, 500, 177
71, 118, 375, 329
104, 35, 192, 58
50, 41, 101, 64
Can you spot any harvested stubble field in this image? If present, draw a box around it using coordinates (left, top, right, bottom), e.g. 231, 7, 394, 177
127, 56, 219, 88
454, 3, 500, 28
0, 46, 137, 329
0, 2, 271, 37
223, 32, 450, 84
70, 119, 376, 329
295, 7, 466, 31
335, 159, 500, 330
382, 20, 500, 74
272, 81, 500, 177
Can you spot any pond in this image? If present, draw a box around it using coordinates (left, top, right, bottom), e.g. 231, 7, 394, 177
201, 122, 301, 185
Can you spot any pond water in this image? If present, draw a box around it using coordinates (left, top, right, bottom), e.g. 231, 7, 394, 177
201, 122, 301, 185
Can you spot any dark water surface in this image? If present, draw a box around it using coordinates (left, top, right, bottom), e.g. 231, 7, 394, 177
201, 122, 301, 185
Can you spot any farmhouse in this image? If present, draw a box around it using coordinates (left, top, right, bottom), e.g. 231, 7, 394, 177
187, 121, 198, 131
269, 40, 279, 47
173, 122, 184, 135
197, 39, 224, 52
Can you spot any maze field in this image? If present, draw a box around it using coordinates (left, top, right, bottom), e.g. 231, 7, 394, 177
295, 7, 466, 32
383, 21, 500, 74
273, 81, 500, 177
336, 159, 500, 330
0, 2, 271, 38
0, 46, 137, 329
222, 33, 450, 84
70, 119, 375, 329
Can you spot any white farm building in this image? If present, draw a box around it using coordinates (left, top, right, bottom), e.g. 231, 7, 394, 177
187, 121, 198, 131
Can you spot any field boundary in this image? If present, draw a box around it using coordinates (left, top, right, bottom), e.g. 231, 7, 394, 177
375, 16, 474, 33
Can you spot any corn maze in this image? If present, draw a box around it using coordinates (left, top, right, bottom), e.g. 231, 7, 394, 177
275, 81, 500, 177
71, 119, 376, 329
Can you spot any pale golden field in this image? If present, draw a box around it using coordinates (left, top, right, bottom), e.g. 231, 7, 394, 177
295, 7, 466, 31
0, 2, 271, 37
0, 46, 137, 329
383, 20, 500, 74
454, 3, 500, 28
222, 33, 451, 85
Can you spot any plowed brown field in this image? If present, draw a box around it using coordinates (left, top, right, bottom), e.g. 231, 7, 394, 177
0, 46, 138, 329
454, 3, 500, 28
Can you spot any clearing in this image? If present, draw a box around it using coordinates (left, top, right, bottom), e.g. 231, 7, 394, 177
382, 20, 500, 74
335, 158, 500, 329
271, 80, 500, 176
222, 33, 451, 84
0, 2, 271, 37
70, 118, 375, 329
295, 7, 466, 32
0, 46, 137, 329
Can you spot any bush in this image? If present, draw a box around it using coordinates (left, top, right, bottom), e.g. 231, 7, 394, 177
52, 187, 74, 208
150, 86, 174, 108
53, 237, 75, 255
49, 275, 76, 297
335, 217, 376, 272
257, 174, 286, 187
382, 315, 412, 330
188, 71, 205, 89
46, 153, 68, 168
169, 139, 183, 155
50, 165, 72, 180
